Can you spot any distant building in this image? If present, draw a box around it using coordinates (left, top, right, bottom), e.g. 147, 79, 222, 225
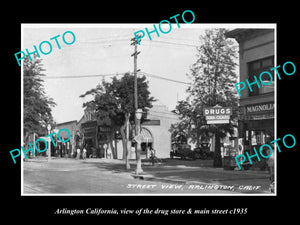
226, 28, 275, 170
138, 104, 180, 159
76, 104, 180, 159
55, 120, 78, 157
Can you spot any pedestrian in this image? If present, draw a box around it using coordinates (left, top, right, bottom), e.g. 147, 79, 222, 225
82, 147, 87, 160
76, 147, 81, 160
103, 143, 108, 158
150, 148, 155, 166
107, 149, 112, 159
267, 143, 275, 193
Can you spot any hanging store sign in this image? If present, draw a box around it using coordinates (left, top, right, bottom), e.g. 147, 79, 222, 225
141, 119, 160, 126
206, 115, 230, 120
239, 102, 274, 121
204, 107, 232, 116
81, 121, 97, 139
98, 126, 112, 133
81, 120, 97, 129
204, 106, 232, 124
207, 119, 230, 124
245, 102, 274, 114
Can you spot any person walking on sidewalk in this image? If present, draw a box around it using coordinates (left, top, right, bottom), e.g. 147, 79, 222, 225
150, 147, 156, 166
76, 148, 81, 160
267, 143, 275, 193
82, 147, 87, 160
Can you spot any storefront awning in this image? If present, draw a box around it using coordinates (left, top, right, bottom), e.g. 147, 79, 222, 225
140, 128, 153, 143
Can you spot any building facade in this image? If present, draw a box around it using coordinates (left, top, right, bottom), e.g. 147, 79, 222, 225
78, 110, 114, 158
55, 120, 78, 157
139, 104, 180, 159
226, 29, 275, 170
77, 104, 180, 160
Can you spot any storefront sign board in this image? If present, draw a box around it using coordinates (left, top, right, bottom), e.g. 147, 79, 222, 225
207, 119, 229, 124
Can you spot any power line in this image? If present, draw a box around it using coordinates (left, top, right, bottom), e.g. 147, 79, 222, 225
140, 72, 190, 85
78, 34, 133, 43
144, 40, 199, 48
24, 71, 190, 86
72, 36, 198, 49
78, 38, 130, 45
24, 73, 127, 79
159, 36, 200, 43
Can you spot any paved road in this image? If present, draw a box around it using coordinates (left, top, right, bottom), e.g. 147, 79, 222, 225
23, 158, 272, 195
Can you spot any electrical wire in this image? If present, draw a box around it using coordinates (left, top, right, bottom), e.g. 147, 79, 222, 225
139, 72, 190, 85
78, 34, 133, 43
143, 39, 199, 48
25, 71, 190, 85
24, 73, 127, 79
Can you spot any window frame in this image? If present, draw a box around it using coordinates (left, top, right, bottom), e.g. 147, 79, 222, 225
247, 56, 274, 97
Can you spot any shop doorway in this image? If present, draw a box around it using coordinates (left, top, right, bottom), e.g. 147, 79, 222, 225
140, 127, 154, 158
245, 128, 274, 170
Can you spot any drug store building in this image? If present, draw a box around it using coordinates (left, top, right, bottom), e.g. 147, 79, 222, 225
226, 28, 275, 170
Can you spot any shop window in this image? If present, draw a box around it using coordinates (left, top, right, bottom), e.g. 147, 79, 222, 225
250, 130, 266, 146
248, 56, 274, 96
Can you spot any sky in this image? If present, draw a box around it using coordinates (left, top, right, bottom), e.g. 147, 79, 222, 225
21, 23, 256, 124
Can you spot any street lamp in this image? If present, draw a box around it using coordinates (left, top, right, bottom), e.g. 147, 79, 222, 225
136, 108, 143, 120
53, 128, 59, 157
135, 108, 143, 174
47, 124, 51, 161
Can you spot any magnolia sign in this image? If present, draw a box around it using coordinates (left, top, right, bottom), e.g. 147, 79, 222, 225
246, 102, 274, 114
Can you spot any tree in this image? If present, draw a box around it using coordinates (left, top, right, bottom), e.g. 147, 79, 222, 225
80, 73, 155, 170
174, 28, 239, 167
23, 55, 56, 150
191, 28, 239, 167
188, 29, 238, 107
170, 100, 207, 147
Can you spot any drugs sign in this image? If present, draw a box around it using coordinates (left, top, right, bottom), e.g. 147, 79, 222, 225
204, 107, 232, 116
204, 106, 232, 124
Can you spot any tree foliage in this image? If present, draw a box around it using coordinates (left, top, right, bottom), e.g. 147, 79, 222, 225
172, 28, 239, 167
81, 73, 155, 126
23, 55, 56, 145
188, 28, 238, 107
80, 73, 155, 168
170, 100, 207, 146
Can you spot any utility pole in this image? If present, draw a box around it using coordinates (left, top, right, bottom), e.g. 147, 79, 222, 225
131, 36, 141, 113
130, 35, 143, 174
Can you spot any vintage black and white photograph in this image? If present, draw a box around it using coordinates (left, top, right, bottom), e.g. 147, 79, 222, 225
21, 23, 276, 196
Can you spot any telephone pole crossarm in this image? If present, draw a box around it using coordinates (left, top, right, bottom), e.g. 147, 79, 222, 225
131, 51, 140, 57
131, 35, 142, 45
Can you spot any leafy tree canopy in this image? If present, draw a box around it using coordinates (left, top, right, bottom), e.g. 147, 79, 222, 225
80, 73, 155, 126
23, 55, 56, 141
171, 29, 239, 166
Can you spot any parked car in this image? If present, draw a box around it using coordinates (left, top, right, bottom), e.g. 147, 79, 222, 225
193, 142, 214, 160
170, 142, 195, 160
